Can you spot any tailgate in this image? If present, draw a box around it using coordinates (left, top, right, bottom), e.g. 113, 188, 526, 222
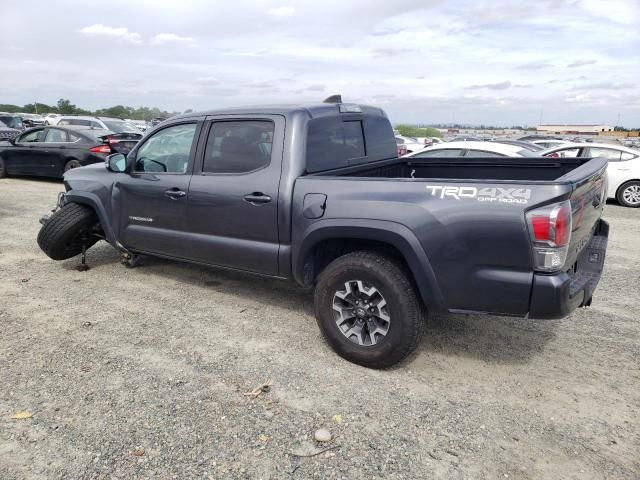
561, 157, 608, 268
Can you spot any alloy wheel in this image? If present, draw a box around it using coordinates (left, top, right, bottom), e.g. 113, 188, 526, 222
622, 184, 640, 206
332, 280, 391, 346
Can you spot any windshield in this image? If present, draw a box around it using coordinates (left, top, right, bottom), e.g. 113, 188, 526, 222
0, 119, 8, 128
102, 120, 139, 133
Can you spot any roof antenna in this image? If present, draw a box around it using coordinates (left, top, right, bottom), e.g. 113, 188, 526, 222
323, 94, 342, 104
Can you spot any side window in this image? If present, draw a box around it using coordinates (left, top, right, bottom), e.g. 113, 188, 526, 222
588, 148, 622, 161
413, 149, 462, 158
44, 129, 68, 143
91, 121, 102, 128
68, 131, 83, 143
555, 148, 580, 158
203, 120, 274, 174
134, 123, 197, 174
465, 149, 505, 157
18, 129, 44, 143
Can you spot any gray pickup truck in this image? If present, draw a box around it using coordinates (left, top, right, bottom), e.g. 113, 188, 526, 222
37, 97, 609, 368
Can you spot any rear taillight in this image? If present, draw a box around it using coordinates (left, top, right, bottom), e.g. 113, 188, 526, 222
397, 145, 408, 156
90, 145, 111, 154
526, 200, 572, 272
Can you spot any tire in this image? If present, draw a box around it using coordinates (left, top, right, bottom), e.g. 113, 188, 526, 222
314, 251, 425, 368
64, 159, 82, 173
616, 181, 640, 208
37, 203, 99, 260
0, 157, 6, 178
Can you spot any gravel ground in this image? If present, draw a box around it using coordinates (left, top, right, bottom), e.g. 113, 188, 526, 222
1, 177, 639, 479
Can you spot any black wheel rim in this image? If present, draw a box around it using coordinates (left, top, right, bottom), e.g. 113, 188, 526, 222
332, 280, 391, 346
65, 161, 81, 172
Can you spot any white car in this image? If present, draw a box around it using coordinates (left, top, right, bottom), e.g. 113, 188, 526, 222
54, 116, 140, 134
43, 113, 60, 125
541, 143, 640, 208
405, 141, 535, 158
395, 135, 426, 154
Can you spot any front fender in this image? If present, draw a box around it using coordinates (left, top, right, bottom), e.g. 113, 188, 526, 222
293, 219, 445, 312
64, 190, 118, 248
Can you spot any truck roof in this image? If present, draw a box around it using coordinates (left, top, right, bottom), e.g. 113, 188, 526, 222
171, 102, 388, 122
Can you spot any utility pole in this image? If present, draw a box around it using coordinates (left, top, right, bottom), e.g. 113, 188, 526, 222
34, 102, 38, 114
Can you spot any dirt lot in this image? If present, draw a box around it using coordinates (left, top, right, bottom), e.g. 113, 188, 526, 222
0, 177, 638, 479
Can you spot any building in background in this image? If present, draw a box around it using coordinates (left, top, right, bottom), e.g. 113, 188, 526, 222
537, 124, 613, 135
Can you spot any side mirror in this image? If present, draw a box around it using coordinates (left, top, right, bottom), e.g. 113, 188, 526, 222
106, 153, 127, 173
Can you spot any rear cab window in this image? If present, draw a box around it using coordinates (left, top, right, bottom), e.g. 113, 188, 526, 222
306, 113, 396, 173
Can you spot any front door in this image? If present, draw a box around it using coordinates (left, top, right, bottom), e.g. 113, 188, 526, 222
186, 116, 284, 275
4, 128, 46, 175
114, 121, 202, 259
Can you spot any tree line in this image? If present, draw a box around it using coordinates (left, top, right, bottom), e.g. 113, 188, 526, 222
395, 124, 443, 138
0, 99, 185, 121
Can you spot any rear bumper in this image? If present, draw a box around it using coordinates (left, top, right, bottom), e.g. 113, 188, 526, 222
528, 219, 609, 320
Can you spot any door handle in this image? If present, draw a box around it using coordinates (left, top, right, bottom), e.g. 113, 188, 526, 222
165, 189, 186, 199
243, 192, 272, 205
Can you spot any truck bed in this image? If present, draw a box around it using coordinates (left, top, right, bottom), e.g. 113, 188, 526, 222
312, 156, 596, 183
294, 155, 608, 317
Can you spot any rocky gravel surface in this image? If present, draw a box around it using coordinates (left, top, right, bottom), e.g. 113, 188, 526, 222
1, 178, 639, 479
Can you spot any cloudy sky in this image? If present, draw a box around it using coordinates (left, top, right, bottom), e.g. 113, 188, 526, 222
2, 0, 639, 126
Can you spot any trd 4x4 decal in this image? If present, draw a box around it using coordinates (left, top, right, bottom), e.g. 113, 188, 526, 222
426, 185, 531, 204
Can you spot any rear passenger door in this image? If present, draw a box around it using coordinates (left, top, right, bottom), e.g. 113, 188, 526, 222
186, 115, 284, 275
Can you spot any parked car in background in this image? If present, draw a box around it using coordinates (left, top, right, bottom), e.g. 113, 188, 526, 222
44, 113, 60, 125
0, 119, 21, 142
518, 134, 561, 141
530, 139, 571, 149
0, 113, 25, 131
62, 126, 142, 155
489, 139, 545, 152
406, 141, 534, 158
149, 117, 166, 128
395, 135, 426, 153
21, 113, 45, 128
54, 116, 141, 134
0, 126, 134, 179
450, 135, 483, 142
126, 119, 148, 132
542, 143, 640, 207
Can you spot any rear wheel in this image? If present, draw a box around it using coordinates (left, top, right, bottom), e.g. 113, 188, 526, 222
617, 181, 640, 208
64, 159, 82, 173
314, 251, 425, 368
37, 203, 99, 260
